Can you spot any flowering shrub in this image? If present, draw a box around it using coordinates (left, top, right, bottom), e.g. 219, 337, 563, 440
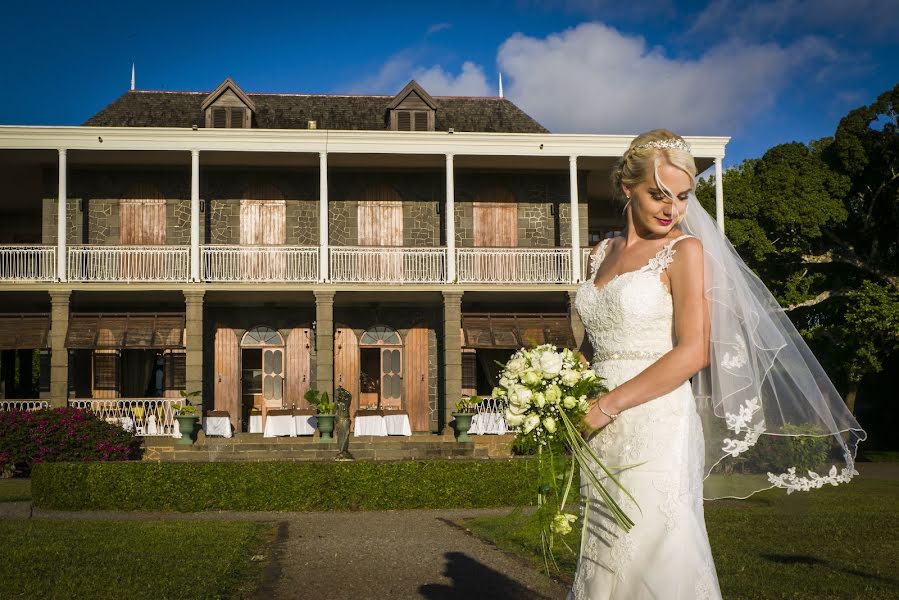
0, 407, 141, 477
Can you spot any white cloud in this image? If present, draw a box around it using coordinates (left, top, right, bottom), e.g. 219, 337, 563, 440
413, 61, 491, 96
347, 52, 417, 94
427, 23, 452, 35
497, 22, 832, 134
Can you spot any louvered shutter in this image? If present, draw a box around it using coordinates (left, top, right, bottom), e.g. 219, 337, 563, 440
230, 108, 244, 128
397, 111, 411, 131
213, 108, 227, 128
93, 352, 120, 390
164, 352, 186, 390
414, 111, 428, 131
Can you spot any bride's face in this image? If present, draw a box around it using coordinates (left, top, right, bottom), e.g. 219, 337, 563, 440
625, 160, 692, 235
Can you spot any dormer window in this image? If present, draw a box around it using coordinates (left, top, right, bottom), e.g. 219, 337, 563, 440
202, 77, 256, 129
387, 80, 437, 132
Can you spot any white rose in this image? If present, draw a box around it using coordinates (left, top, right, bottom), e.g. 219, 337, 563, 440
506, 357, 527, 374
542, 416, 557, 434
562, 396, 577, 409
539, 352, 564, 378
551, 512, 577, 535
544, 385, 562, 404
534, 392, 546, 408
522, 414, 541, 433
499, 376, 514, 389
491, 386, 506, 398
560, 369, 580, 387
580, 369, 597, 381
522, 370, 542, 386
507, 402, 528, 416
505, 413, 525, 427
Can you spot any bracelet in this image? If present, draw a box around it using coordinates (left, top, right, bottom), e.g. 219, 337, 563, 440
597, 403, 619, 421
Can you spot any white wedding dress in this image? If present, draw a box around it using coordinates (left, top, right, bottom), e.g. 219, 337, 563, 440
569, 234, 722, 600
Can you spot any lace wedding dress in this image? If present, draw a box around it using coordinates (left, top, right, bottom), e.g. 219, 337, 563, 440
569, 234, 722, 600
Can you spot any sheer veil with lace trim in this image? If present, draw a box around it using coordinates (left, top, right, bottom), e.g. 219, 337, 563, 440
679, 191, 866, 499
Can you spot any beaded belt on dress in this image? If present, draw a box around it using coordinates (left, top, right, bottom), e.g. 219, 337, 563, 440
594, 350, 664, 362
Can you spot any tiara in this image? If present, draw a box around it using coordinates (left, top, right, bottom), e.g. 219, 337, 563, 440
626, 138, 692, 156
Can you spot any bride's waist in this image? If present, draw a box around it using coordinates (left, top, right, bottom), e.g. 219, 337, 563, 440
592, 349, 668, 364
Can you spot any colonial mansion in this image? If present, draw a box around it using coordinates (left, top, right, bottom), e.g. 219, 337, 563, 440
0, 77, 728, 438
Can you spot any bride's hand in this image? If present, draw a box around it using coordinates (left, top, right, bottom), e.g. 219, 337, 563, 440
581, 398, 614, 439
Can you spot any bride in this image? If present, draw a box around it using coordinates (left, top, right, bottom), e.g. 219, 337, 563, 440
568, 130, 865, 599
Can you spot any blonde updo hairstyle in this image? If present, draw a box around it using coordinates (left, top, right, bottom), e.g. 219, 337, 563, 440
611, 129, 697, 224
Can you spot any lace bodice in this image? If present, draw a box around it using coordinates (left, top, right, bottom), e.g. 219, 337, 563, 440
575, 235, 694, 365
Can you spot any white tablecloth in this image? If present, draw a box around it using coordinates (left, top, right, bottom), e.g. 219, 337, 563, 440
249, 414, 263, 434
469, 412, 508, 435
204, 416, 232, 438
353, 415, 388, 436
264, 414, 297, 437
384, 414, 412, 436
294, 414, 318, 436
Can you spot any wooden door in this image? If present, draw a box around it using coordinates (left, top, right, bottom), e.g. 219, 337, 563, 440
358, 184, 403, 281
334, 327, 359, 417
214, 326, 239, 429
285, 328, 312, 408
262, 348, 284, 408
120, 200, 166, 245
240, 200, 287, 279
403, 327, 429, 431
380, 347, 402, 410
474, 187, 518, 280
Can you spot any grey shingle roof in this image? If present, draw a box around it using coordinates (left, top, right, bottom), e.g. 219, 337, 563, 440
83, 90, 550, 134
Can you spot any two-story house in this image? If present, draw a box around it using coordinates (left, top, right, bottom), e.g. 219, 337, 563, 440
0, 77, 729, 437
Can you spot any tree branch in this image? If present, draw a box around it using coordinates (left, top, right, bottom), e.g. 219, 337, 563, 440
784, 290, 849, 311
802, 247, 899, 292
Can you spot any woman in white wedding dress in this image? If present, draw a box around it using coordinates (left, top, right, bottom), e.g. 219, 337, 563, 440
567, 129, 865, 600
569, 130, 722, 599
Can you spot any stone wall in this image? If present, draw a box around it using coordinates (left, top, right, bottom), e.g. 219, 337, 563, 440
208, 200, 240, 244
328, 201, 355, 246
402, 201, 440, 247
41, 198, 81, 245
286, 200, 319, 245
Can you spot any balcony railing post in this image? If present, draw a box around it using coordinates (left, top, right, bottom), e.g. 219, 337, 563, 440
445, 154, 456, 283
319, 152, 329, 282
569, 155, 581, 283
57, 149, 67, 282
190, 150, 200, 281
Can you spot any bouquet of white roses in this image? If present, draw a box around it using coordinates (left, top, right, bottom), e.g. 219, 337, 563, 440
493, 344, 636, 570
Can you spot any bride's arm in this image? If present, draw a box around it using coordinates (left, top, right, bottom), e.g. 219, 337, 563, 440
585, 237, 709, 429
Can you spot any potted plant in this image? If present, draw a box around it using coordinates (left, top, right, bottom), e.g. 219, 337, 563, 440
175, 390, 201, 445
452, 395, 479, 442
304, 389, 337, 442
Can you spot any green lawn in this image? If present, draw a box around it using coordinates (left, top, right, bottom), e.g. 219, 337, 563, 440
0, 520, 272, 600
0, 478, 30, 502
465, 475, 899, 599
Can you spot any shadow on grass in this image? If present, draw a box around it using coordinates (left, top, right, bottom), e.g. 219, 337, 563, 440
760, 553, 899, 585
419, 551, 555, 600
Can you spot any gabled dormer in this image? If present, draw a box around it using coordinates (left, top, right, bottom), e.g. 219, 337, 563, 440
387, 80, 437, 131
201, 77, 256, 129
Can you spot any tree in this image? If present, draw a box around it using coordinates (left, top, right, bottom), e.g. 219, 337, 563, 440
696, 83, 899, 415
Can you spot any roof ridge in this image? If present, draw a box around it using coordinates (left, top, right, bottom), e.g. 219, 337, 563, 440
128, 89, 506, 100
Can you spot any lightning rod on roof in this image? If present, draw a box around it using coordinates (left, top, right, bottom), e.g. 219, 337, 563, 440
131, 63, 135, 91
499, 73, 503, 98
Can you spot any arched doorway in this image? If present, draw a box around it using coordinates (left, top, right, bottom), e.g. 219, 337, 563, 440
359, 325, 403, 410
240, 326, 285, 427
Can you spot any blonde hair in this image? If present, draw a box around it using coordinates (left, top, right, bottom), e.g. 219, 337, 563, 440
611, 129, 698, 222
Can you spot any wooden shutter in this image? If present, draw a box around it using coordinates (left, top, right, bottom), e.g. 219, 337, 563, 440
334, 327, 359, 418
403, 327, 429, 431
92, 350, 119, 397
213, 108, 227, 128
214, 326, 239, 429
473, 202, 518, 247
163, 351, 186, 391
240, 199, 286, 245
397, 111, 411, 131
230, 108, 245, 128
120, 200, 166, 245
285, 328, 312, 408
414, 111, 428, 131
461, 350, 477, 396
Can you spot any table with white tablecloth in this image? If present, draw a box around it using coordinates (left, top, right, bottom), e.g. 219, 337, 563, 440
203, 412, 233, 438
248, 413, 263, 434
293, 411, 318, 436
353, 410, 412, 436
264, 410, 297, 437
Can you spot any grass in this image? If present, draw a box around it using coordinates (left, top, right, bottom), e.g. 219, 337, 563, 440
0, 478, 31, 502
465, 474, 899, 599
0, 520, 273, 600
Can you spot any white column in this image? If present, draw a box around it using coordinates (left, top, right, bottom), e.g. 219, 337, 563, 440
190, 150, 200, 281
445, 154, 456, 283
569, 155, 581, 283
319, 152, 329, 282
715, 156, 725, 233
57, 149, 67, 282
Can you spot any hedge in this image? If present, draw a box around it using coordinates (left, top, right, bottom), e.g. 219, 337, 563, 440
32, 459, 540, 512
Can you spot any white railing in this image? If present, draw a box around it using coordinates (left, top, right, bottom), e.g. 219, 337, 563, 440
581, 247, 594, 281
329, 247, 446, 283
68, 245, 189, 282
457, 248, 571, 284
471, 397, 517, 434
202, 245, 319, 282
0, 400, 49, 411
0, 245, 56, 281
69, 398, 184, 437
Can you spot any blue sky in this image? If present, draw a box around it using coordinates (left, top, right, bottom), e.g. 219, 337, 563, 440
2, 0, 897, 166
